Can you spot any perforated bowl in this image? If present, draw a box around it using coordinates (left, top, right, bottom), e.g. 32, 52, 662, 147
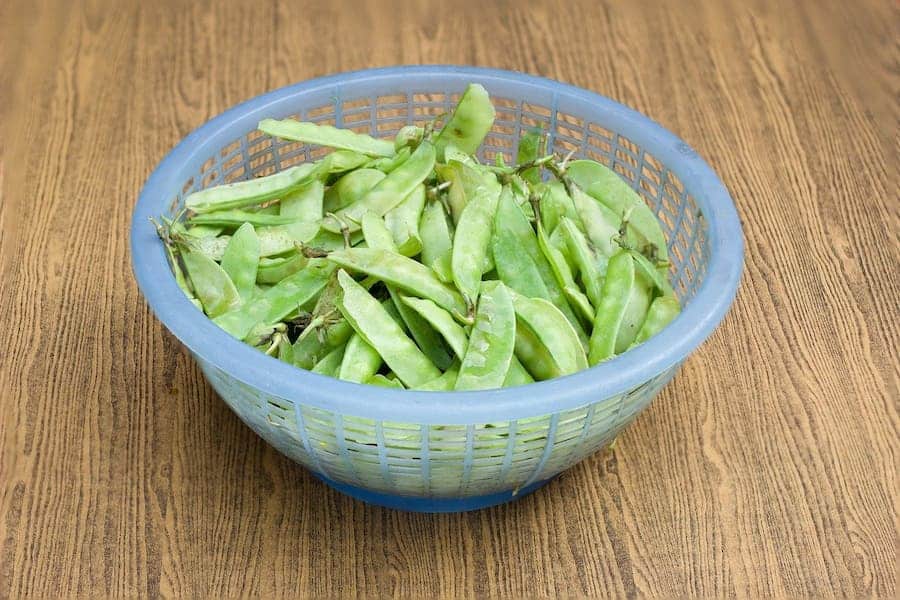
131, 66, 743, 512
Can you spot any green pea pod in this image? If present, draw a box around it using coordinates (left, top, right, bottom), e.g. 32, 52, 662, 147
367, 146, 410, 173
414, 364, 460, 391
338, 333, 383, 383
186, 228, 299, 261
535, 219, 594, 325
514, 320, 564, 381
419, 198, 454, 283
258, 118, 396, 157
516, 127, 544, 185
323, 150, 370, 175
184, 162, 318, 214
327, 248, 468, 321
629, 249, 675, 298
311, 343, 347, 376
434, 83, 495, 160
292, 318, 353, 369
213, 259, 336, 340
394, 125, 424, 151
451, 170, 502, 310
367, 374, 406, 389
511, 293, 588, 374
336, 270, 441, 387
455, 281, 515, 391
398, 295, 469, 360
588, 250, 653, 364
384, 183, 425, 256
631, 295, 680, 347
181, 250, 242, 318
559, 216, 604, 307
163, 244, 202, 310
565, 181, 621, 261
434, 159, 488, 225
280, 179, 324, 241
503, 356, 534, 387
276, 334, 295, 365
539, 180, 579, 234
492, 224, 551, 301
220, 222, 259, 301
566, 159, 669, 263
188, 210, 304, 228
360, 214, 454, 370
324, 140, 435, 233
256, 253, 307, 284
185, 224, 224, 238
323, 168, 385, 213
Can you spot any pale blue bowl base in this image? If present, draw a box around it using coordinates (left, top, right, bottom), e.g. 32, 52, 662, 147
313, 473, 556, 513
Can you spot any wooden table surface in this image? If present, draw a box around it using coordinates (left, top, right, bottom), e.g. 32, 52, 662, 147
1, 0, 896, 597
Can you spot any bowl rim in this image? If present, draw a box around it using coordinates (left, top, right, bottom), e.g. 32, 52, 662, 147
130, 65, 743, 424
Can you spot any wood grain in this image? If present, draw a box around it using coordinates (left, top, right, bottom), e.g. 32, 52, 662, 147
1, 0, 897, 597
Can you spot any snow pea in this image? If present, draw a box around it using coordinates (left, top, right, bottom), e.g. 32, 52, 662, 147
336, 270, 441, 387
367, 146, 410, 173
220, 222, 259, 301
338, 333, 383, 383
279, 179, 324, 242
323, 168, 385, 213
558, 216, 604, 307
539, 180, 579, 235
188, 210, 304, 228
419, 196, 454, 282
394, 125, 424, 151
256, 252, 306, 284
181, 250, 241, 318
434, 83, 495, 160
588, 250, 653, 364
516, 127, 544, 185
398, 295, 469, 360
311, 343, 347, 376
455, 281, 515, 391
631, 295, 680, 347
327, 247, 468, 320
492, 187, 552, 300
184, 162, 318, 214
258, 118, 395, 157
534, 213, 594, 325
414, 364, 460, 391
566, 159, 668, 263
384, 183, 425, 256
513, 320, 563, 381
451, 169, 502, 311
213, 259, 335, 340
511, 293, 587, 375
292, 318, 352, 369
503, 355, 534, 387
324, 140, 435, 233
367, 374, 406, 389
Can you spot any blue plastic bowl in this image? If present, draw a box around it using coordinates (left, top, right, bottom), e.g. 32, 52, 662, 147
131, 66, 743, 512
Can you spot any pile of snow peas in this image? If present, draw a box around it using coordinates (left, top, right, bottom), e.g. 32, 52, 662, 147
154, 84, 680, 391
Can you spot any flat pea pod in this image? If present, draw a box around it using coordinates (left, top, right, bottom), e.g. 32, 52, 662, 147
323, 168, 385, 213
367, 374, 405, 389
434, 83, 495, 160
588, 250, 653, 364
213, 259, 336, 340
535, 218, 594, 325
181, 250, 242, 318
503, 355, 534, 387
187, 228, 299, 261
394, 125, 424, 151
184, 163, 318, 214
434, 159, 487, 225
361, 214, 454, 370
419, 198, 454, 282
511, 293, 588, 374
566, 159, 669, 263
629, 249, 675, 298
258, 118, 395, 157
414, 364, 460, 391
631, 295, 680, 347
384, 184, 425, 256
367, 146, 410, 173
539, 181, 580, 236
516, 127, 544, 185
324, 140, 436, 233
455, 281, 515, 391
279, 179, 324, 241
276, 334, 295, 365
559, 216, 604, 307
564, 181, 621, 262
188, 210, 304, 228
513, 320, 564, 381
256, 253, 307, 284
451, 170, 502, 310
398, 295, 469, 360
185, 224, 224, 238
311, 343, 347, 376
220, 222, 259, 301
327, 248, 468, 321
495, 186, 589, 344
292, 318, 353, 369
336, 270, 441, 387
338, 333, 383, 383
492, 188, 552, 301
164, 244, 202, 311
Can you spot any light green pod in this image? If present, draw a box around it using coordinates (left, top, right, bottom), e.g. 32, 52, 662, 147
219, 222, 260, 302
455, 282, 515, 391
